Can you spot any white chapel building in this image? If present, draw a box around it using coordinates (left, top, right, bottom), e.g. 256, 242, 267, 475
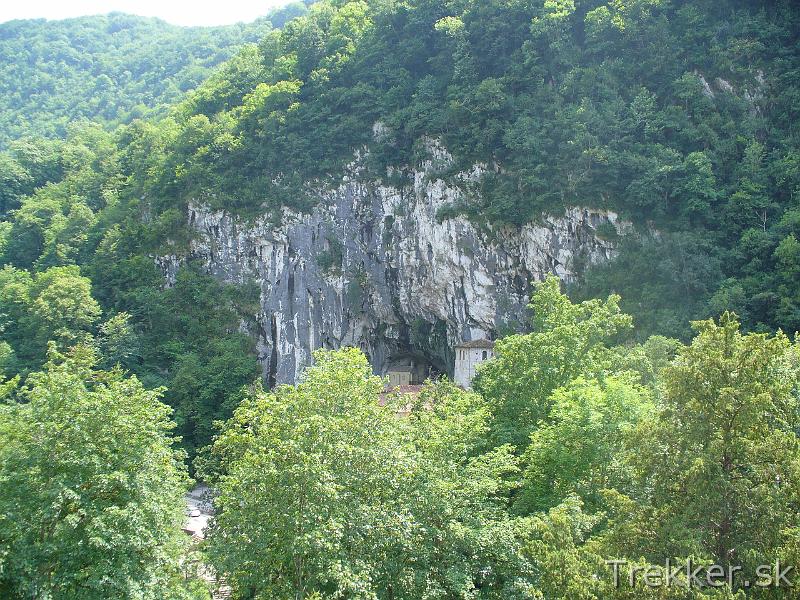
454, 339, 495, 389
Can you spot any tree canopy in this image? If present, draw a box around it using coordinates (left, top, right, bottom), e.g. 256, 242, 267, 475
0, 346, 195, 599
0, 2, 799, 595
0, 8, 313, 148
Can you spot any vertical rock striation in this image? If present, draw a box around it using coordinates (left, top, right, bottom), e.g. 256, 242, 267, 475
164, 142, 622, 384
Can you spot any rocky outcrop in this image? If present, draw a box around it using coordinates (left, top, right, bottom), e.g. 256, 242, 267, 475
162, 140, 623, 385
694, 70, 767, 114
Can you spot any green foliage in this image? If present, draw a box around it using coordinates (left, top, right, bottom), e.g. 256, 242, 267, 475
773, 233, 800, 331
199, 301, 797, 598
204, 349, 532, 599
610, 334, 682, 388
97, 312, 140, 370
0, 153, 33, 216
518, 376, 653, 514
0, 2, 799, 593
0, 14, 279, 147
476, 275, 632, 448
0, 264, 101, 370
575, 231, 725, 340
4, 0, 800, 340
114, 0, 798, 339
610, 313, 800, 571
0, 265, 34, 356
205, 348, 398, 597
0, 346, 194, 599
0, 118, 263, 454
116, 266, 261, 461
27, 266, 102, 348
0, 341, 14, 379
0, 234, 259, 462
167, 336, 257, 460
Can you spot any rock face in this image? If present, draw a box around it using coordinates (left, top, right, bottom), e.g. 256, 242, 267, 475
166, 141, 622, 385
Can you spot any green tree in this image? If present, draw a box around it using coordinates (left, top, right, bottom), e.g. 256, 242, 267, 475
35, 200, 97, 268
0, 265, 33, 357
673, 151, 718, 221
518, 375, 653, 514
0, 341, 15, 378
476, 276, 632, 448
97, 312, 140, 370
610, 335, 682, 389
773, 233, 800, 332
2, 194, 62, 269
0, 346, 194, 599
0, 152, 32, 216
205, 349, 531, 599
26, 266, 102, 351
613, 313, 800, 573
204, 347, 405, 598
168, 336, 259, 460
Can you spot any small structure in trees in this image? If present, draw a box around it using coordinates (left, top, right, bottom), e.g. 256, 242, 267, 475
453, 339, 495, 389
386, 365, 413, 387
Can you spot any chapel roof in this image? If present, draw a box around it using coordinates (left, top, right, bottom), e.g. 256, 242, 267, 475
454, 338, 495, 349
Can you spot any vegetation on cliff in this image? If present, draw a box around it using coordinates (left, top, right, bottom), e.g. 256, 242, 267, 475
0, 1, 799, 596
3, 0, 797, 339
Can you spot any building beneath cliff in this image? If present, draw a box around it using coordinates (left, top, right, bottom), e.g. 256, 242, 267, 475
386, 364, 413, 387
169, 137, 621, 387
454, 339, 495, 389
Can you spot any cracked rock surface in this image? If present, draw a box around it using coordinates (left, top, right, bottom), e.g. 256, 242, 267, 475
160, 142, 621, 384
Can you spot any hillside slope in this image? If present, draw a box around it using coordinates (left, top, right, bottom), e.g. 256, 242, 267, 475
127, 0, 800, 338
1, 0, 799, 453
0, 6, 308, 146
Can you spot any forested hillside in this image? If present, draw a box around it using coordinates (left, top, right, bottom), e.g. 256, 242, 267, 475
1, 1, 799, 598
0, 4, 309, 147
0, 0, 797, 455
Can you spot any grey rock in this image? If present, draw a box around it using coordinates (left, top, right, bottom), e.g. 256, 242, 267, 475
160, 140, 622, 385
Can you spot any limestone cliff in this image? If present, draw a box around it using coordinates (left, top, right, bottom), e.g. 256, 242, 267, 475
160, 140, 623, 385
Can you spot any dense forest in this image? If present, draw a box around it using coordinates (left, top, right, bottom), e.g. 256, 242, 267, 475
1, 0, 799, 598
0, 4, 311, 147
3, 281, 798, 598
